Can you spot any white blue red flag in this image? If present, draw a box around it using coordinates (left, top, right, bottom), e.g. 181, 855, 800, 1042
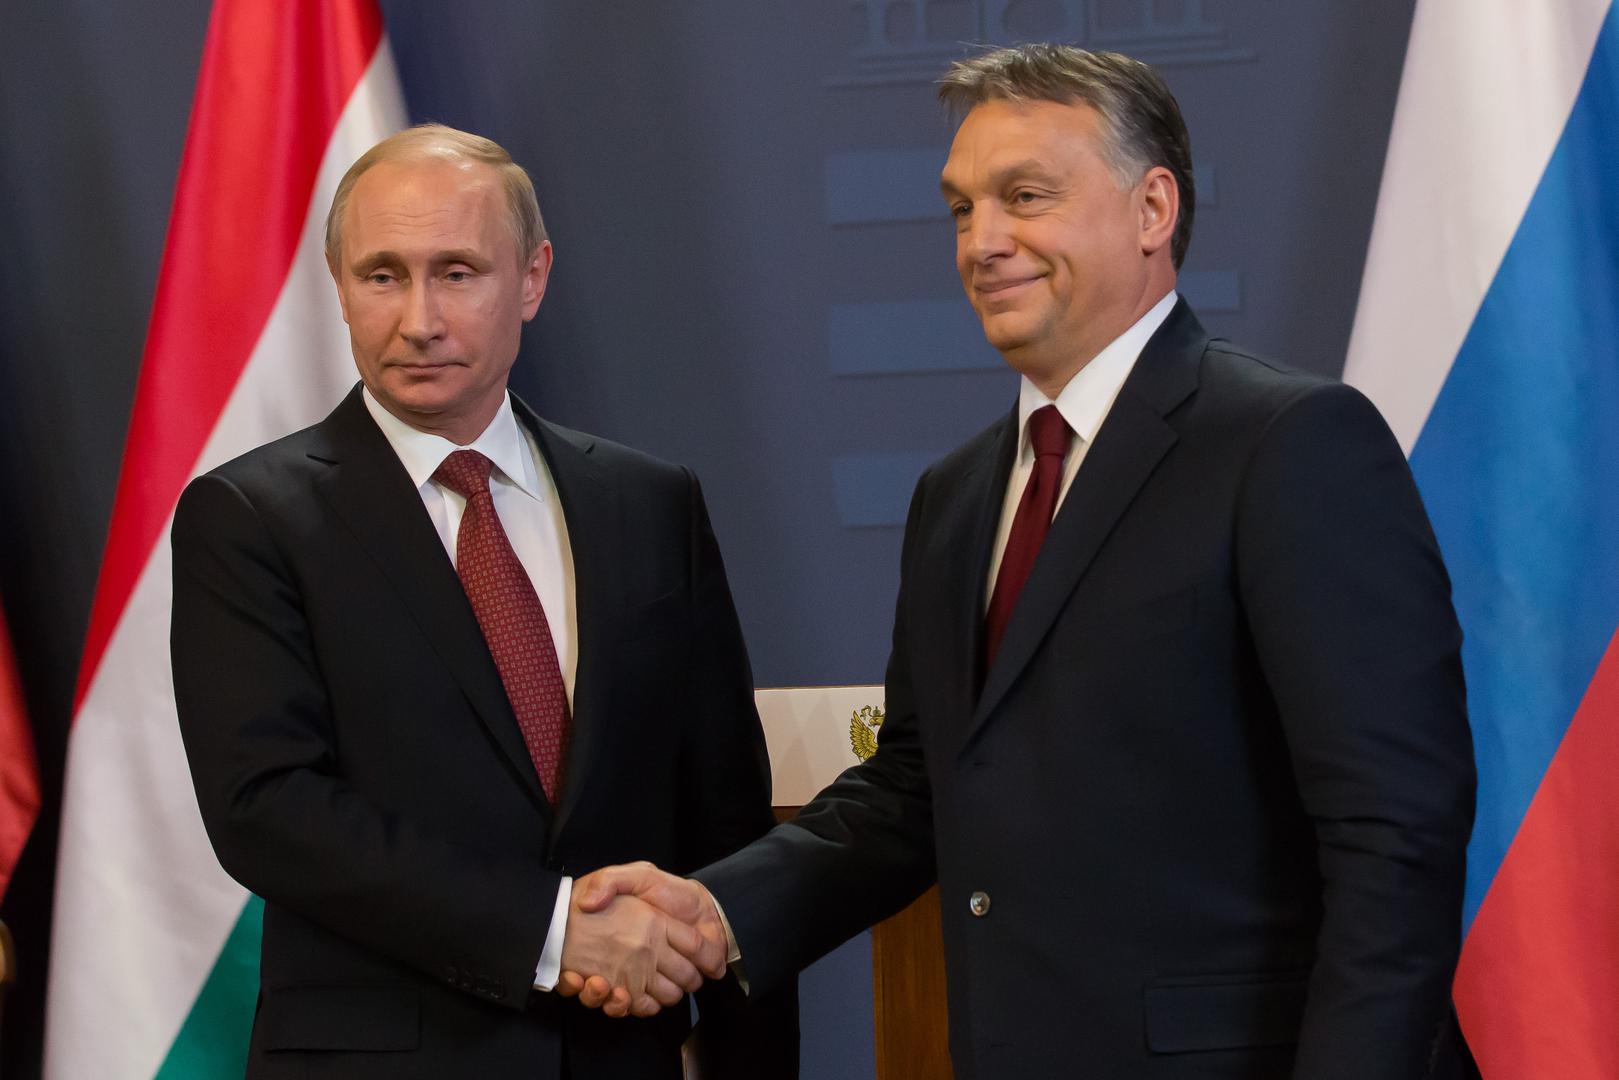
1346, 1, 1619, 1075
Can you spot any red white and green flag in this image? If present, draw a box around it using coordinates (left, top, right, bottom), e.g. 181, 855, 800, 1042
0, 592, 40, 904
44, 1, 406, 1074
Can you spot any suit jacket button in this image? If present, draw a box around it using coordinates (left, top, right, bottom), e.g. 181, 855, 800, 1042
968, 891, 991, 917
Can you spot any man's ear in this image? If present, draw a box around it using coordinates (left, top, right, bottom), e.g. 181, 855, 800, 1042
1137, 166, 1179, 258
521, 241, 554, 321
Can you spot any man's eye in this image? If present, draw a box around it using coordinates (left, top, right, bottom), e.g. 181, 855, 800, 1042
367, 272, 395, 285
1013, 190, 1041, 204
445, 270, 469, 282
949, 203, 970, 219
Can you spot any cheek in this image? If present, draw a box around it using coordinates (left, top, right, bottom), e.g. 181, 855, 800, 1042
344, 294, 393, 330
345, 312, 387, 355
461, 288, 510, 328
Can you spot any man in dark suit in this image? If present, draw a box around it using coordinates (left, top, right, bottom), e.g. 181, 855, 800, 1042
565, 45, 1475, 1078
170, 124, 795, 1079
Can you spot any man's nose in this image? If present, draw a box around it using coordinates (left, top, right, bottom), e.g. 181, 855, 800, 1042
962, 205, 1014, 263
398, 279, 444, 345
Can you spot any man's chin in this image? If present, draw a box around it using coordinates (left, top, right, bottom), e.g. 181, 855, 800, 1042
977, 316, 1038, 357
371, 379, 458, 421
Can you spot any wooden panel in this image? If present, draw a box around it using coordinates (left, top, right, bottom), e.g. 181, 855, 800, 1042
872, 886, 952, 1080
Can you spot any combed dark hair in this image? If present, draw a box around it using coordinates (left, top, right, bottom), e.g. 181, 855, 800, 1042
939, 44, 1195, 268
325, 123, 547, 265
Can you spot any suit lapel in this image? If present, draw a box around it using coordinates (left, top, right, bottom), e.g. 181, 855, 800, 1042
311, 388, 550, 811
968, 300, 1207, 737
932, 416, 1017, 734
514, 397, 624, 843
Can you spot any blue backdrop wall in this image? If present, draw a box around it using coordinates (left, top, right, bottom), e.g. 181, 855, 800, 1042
0, 2, 1416, 1076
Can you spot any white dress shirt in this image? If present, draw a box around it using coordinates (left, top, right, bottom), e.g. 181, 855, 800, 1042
984, 290, 1179, 605
361, 387, 575, 991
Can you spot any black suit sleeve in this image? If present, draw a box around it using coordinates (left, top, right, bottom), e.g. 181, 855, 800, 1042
1233, 382, 1475, 1078
693, 474, 938, 996
674, 470, 777, 871
171, 472, 557, 1008
673, 470, 800, 1078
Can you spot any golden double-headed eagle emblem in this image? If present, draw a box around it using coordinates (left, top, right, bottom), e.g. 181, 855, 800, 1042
848, 704, 885, 762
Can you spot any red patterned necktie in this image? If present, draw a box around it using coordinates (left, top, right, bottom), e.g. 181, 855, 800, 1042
984, 405, 1073, 669
433, 450, 569, 801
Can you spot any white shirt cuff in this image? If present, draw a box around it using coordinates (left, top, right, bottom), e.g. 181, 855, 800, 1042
709, 890, 749, 994
532, 875, 573, 990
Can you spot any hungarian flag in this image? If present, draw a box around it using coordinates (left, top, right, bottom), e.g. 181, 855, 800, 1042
44, 2, 406, 1075
1345, 1, 1619, 1076
0, 594, 39, 903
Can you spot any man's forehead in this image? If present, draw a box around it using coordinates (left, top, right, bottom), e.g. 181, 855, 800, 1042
955, 98, 1101, 145
943, 99, 1102, 180
343, 158, 504, 245
351, 156, 493, 205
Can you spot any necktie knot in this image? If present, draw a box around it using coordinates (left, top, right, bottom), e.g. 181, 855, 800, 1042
1028, 405, 1072, 461
433, 449, 494, 499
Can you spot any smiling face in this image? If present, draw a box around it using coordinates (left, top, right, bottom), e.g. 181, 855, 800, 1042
940, 98, 1177, 396
329, 156, 551, 444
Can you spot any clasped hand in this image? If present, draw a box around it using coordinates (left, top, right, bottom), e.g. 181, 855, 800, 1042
557, 861, 727, 1017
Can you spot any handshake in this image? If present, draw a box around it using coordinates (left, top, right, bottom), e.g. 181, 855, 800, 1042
555, 862, 732, 1017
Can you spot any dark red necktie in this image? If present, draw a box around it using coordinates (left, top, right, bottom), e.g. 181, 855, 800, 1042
433, 450, 569, 801
984, 405, 1073, 669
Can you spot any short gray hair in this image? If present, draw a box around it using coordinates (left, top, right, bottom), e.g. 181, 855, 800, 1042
325, 123, 547, 265
939, 44, 1195, 268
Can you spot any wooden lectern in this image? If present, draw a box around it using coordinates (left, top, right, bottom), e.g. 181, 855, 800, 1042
758, 688, 953, 1080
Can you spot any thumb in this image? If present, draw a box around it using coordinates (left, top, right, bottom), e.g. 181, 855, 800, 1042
575, 861, 654, 913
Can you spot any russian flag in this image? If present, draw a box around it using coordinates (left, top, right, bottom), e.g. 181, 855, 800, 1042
1346, 1, 1619, 1075
43, 2, 406, 1075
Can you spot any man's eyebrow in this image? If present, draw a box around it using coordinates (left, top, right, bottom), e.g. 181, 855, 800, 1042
435, 249, 492, 268
349, 249, 402, 272
348, 248, 493, 272
940, 159, 1064, 198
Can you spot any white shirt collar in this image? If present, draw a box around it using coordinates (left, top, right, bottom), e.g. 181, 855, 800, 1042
361, 386, 545, 503
1015, 290, 1179, 455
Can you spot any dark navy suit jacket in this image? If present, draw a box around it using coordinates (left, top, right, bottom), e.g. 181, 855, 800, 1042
699, 301, 1473, 1079
172, 386, 796, 1080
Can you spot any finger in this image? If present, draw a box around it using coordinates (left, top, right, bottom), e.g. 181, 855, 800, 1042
555, 971, 585, 998
693, 934, 727, 981
602, 985, 633, 1019
667, 915, 727, 979
654, 945, 702, 994
577, 975, 615, 1010
660, 932, 705, 990
643, 877, 709, 924
576, 861, 650, 912
647, 972, 686, 1007
664, 913, 700, 955
630, 991, 664, 1018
